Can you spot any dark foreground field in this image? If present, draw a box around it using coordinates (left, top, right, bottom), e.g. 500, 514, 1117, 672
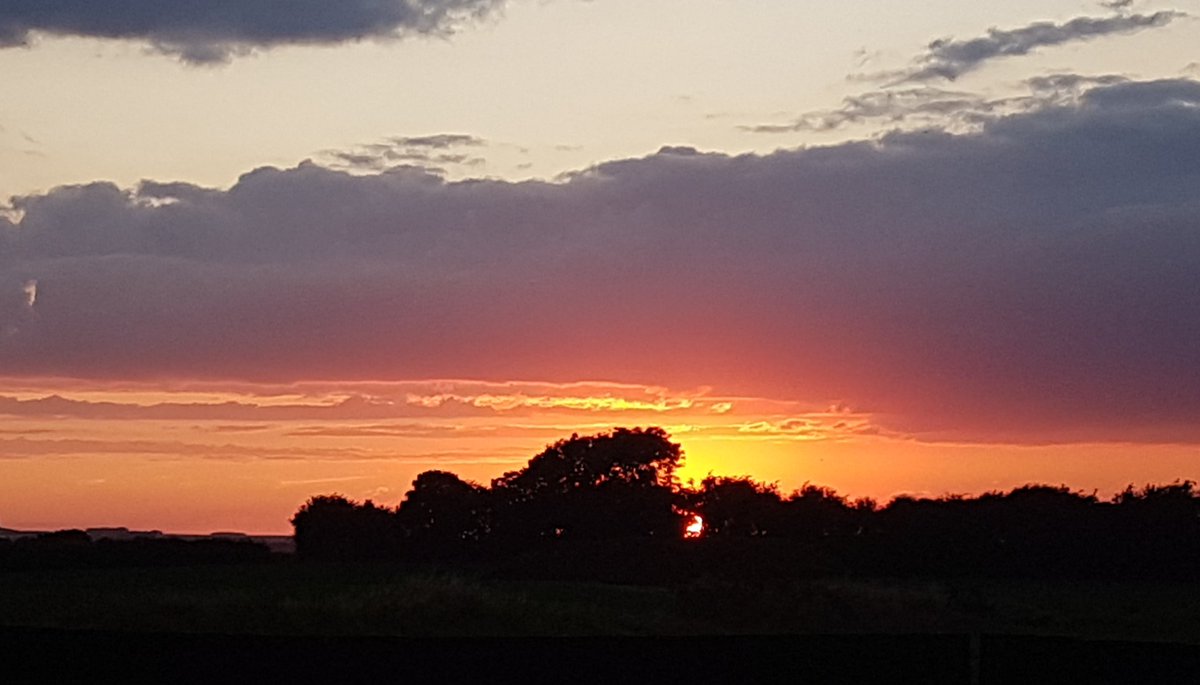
9, 628, 1200, 684
3, 563, 1200, 640
2, 563, 1199, 682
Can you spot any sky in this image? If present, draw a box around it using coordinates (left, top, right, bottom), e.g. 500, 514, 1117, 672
1, 0, 1199, 533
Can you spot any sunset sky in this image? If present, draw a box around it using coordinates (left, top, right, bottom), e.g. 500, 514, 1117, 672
2, 0, 1199, 533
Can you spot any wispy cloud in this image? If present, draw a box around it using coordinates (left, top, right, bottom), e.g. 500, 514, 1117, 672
744, 87, 990, 133
390, 134, 486, 149
0, 437, 369, 460
745, 74, 1129, 133
276, 475, 372, 487
0, 380, 740, 422
857, 11, 1182, 84
0, 435, 534, 463
204, 424, 273, 434
322, 134, 487, 172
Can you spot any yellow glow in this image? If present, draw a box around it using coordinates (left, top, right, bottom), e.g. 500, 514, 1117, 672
684, 515, 704, 539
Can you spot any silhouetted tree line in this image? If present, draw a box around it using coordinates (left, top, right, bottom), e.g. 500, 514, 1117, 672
293, 428, 683, 560
291, 427, 1200, 581
0, 530, 271, 570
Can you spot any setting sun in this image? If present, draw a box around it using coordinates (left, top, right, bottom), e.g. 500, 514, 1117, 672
684, 515, 704, 539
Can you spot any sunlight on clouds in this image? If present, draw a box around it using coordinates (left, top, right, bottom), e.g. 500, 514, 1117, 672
448, 393, 695, 412
402, 382, 710, 413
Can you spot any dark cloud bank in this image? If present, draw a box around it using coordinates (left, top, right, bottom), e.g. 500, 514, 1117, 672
3, 79, 1200, 443
0, 0, 505, 63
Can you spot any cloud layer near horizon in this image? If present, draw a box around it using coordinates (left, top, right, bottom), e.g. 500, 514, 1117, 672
3, 78, 1200, 443
0, 0, 506, 63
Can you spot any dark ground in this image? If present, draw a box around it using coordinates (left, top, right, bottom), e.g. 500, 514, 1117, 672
1, 563, 1198, 682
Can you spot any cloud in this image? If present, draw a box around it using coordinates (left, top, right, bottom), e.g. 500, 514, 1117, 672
745, 74, 1129, 133
0, 381, 739, 422
322, 134, 487, 172
737, 419, 833, 439
862, 11, 1182, 83
0, 436, 372, 460
277, 475, 371, 487
0, 0, 507, 64
3, 79, 1200, 444
745, 87, 992, 133
20, 279, 36, 308
285, 423, 477, 438
0, 435, 531, 464
390, 134, 486, 149
205, 424, 273, 433
0, 427, 55, 436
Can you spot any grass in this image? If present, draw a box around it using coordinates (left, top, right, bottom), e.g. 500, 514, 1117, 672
1, 562, 1197, 641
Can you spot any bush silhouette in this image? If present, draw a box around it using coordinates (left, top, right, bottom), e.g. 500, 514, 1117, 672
291, 495, 401, 560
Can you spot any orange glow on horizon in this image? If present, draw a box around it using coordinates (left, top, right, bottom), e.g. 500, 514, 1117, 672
1, 378, 1198, 534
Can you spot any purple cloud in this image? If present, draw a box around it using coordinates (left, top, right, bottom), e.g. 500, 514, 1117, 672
3, 79, 1200, 443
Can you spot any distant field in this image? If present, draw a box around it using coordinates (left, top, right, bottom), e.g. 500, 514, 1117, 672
1, 563, 1198, 642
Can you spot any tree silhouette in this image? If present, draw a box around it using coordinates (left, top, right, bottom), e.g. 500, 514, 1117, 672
1109, 480, 1200, 577
689, 476, 786, 537
782, 484, 860, 540
490, 427, 684, 540
397, 470, 490, 548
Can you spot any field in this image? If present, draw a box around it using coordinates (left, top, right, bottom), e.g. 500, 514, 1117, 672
4, 563, 1199, 682
2, 562, 1198, 642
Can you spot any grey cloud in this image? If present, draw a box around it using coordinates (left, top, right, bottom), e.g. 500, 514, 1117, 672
0, 0, 507, 64
1024, 73, 1129, 95
3, 79, 1200, 444
323, 134, 487, 172
865, 11, 1182, 83
1077, 77, 1200, 109
390, 134, 485, 149
744, 87, 990, 133
745, 74, 1129, 134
